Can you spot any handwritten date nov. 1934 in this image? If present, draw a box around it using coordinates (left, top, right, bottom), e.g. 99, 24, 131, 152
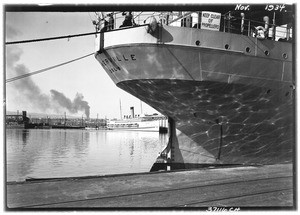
235, 4, 286, 12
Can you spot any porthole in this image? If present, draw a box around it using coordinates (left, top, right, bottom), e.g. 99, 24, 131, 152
225, 44, 230, 50
264, 50, 270, 56
282, 53, 288, 59
195, 40, 200, 46
245, 47, 251, 53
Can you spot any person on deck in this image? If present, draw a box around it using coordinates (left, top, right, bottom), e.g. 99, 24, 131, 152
255, 26, 266, 39
107, 13, 114, 30
120, 12, 136, 28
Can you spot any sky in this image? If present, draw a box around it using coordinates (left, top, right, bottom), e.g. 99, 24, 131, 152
5, 10, 158, 119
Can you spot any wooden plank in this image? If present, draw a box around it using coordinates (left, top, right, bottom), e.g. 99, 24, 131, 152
6, 164, 294, 208
188, 189, 294, 207
30, 176, 292, 208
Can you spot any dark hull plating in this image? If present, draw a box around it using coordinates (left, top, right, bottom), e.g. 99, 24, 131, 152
117, 79, 294, 165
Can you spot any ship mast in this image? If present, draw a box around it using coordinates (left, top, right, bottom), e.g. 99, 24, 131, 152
119, 99, 123, 120
64, 112, 66, 127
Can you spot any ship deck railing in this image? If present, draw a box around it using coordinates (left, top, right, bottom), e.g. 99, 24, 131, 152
96, 11, 293, 42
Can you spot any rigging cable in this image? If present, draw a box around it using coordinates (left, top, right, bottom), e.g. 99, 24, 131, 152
5, 31, 99, 45
6, 52, 94, 83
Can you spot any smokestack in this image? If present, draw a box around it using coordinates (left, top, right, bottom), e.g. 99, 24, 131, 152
64, 112, 67, 126
130, 107, 134, 118
22, 111, 27, 117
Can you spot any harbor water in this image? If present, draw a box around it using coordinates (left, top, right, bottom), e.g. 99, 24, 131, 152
6, 129, 168, 182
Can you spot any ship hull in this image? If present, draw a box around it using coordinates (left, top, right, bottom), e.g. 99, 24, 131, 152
108, 127, 160, 132
95, 24, 294, 165
117, 78, 294, 165
107, 120, 160, 132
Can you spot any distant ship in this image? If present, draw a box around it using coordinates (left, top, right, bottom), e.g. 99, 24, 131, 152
107, 107, 167, 132
94, 5, 295, 169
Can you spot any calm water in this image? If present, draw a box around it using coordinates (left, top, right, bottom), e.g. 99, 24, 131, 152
6, 129, 168, 182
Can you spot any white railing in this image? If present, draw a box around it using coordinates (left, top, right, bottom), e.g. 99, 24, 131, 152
94, 11, 293, 42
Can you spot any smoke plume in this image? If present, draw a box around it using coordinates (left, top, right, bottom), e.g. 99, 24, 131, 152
6, 46, 52, 110
6, 24, 22, 40
6, 25, 91, 118
50, 90, 90, 118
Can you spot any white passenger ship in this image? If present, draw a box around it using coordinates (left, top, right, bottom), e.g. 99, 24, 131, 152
107, 114, 167, 132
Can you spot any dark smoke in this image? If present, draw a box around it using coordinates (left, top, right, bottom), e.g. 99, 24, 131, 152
49, 90, 73, 111
50, 90, 90, 118
6, 25, 91, 118
7, 46, 52, 110
73, 93, 90, 119
6, 24, 22, 40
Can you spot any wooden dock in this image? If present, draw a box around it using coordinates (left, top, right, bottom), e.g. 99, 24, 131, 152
6, 163, 294, 209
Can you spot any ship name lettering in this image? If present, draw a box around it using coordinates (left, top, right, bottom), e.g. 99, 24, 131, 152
111, 54, 136, 62
101, 53, 136, 73
235, 4, 250, 11
100, 58, 121, 73
116, 56, 122, 61
131, 54, 136, 60
109, 67, 118, 73
123, 55, 129, 61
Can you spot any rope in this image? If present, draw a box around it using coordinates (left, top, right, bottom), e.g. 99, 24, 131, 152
6, 52, 94, 83
5, 32, 99, 45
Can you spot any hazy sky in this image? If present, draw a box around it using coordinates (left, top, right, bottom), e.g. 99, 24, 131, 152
5, 11, 158, 119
